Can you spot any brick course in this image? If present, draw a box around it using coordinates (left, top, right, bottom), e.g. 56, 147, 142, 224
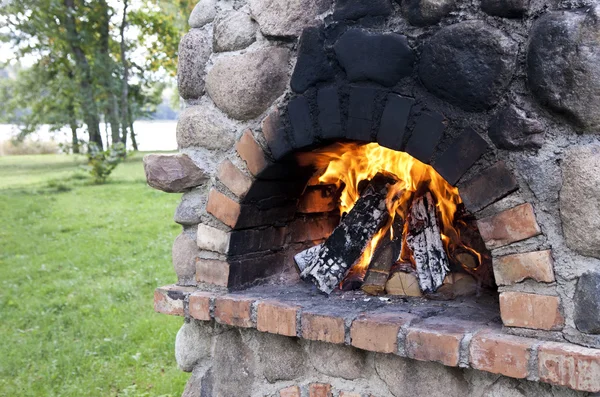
214, 296, 254, 328
500, 292, 564, 330
538, 342, 600, 392
493, 250, 555, 286
217, 159, 253, 198
302, 312, 346, 344
469, 330, 533, 378
477, 203, 541, 249
188, 291, 213, 321
350, 312, 415, 354
405, 324, 464, 367
235, 129, 269, 176
257, 301, 299, 337
206, 189, 240, 228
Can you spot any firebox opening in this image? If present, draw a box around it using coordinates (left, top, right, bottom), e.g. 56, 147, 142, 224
295, 142, 495, 299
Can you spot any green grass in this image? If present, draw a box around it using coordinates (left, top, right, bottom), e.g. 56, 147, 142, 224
0, 153, 188, 396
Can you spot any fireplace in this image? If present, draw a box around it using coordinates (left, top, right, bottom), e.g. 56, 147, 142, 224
145, 0, 600, 395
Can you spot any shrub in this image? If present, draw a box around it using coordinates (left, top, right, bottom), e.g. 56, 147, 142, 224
83, 142, 126, 184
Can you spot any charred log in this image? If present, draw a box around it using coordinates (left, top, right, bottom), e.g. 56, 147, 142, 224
294, 244, 323, 273
405, 192, 450, 293
300, 174, 394, 294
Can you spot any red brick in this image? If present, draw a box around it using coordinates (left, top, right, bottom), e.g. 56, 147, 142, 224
196, 258, 230, 287
257, 301, 299, 337
188, 291, 213, 321
538, 342, 600, 392
206, 189, 240, 228
309, 383, 332, 397
351, 312, 416, 354
477, 203, 541, 249
405, 324, 464, 367
279, 386, 301, 397
214, 296, 254, 328
500, 292, 564, 330
154, 285, 195, 316
469, 330, 534, 379
235, 129, 268, 176
298, 186, 337, 213
493, 250, 555, 286
289, 215, 338, 243
217, 159, 253, 198
301, 312, 345, 344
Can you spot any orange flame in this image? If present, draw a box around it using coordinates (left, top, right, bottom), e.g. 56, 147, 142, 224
299, 142, 472, 277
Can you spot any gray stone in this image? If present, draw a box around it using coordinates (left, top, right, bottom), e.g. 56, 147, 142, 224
212, 330, 255, 397
255, 332, 305, 382
574, 271, 600, 334
143, 153, 208, 193
481, 0, 528, 18
206, 47, 290, 120
176, 104, 236, 150
213, 10, 257, 53
401, 0, 455, 26
375, 353, 469, 397
178, 28, 212, 100
175, 189, 206, 226
560, 145, 600, 258
527, 7, 600, 131
173, 233, 200, 286
488, 104, 545, 150
419, 21, 517, 111
182, 367, 213, 397
248, 0, 332, 37
308, 341, 367, 380
175, 320, 215, 372
189, 0, 217, 28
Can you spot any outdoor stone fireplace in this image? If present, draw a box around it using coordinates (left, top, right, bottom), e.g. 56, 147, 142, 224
144, 0, 600, 395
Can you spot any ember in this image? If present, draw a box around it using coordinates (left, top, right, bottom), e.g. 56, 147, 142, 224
297, 142, 491, 296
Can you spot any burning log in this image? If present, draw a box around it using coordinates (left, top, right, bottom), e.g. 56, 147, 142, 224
300, 174, 394, 294
405, 192, 450, 293
361, 220, 404, 296
294, 244, 323, 273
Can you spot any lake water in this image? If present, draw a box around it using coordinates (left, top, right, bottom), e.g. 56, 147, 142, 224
0, 120, 178, 153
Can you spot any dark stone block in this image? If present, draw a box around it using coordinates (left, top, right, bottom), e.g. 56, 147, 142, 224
404, 111, 445, 163
334, 29, 415, 87
377, 94, 415, 150
346, 86, 379, 141
333, 0, 393, 21
574, 271, 600, 334
488, 105, 545, 150
433, 127, 490, 186
229, 227, 288, 256
317, 87, 343, 139
262, 110, 293, 160
235, 202, 297, 229
288, 96, 316, 149
481, 0, 527, 18
400, 0, 455, 26
419, 21, 517, 111
244, 179, 306, 203
459, 161, 518, 212
291, 27, 335, 93
227, 252, 287, 289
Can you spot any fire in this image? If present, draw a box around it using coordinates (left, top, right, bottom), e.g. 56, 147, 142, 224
298, 142, 477, 278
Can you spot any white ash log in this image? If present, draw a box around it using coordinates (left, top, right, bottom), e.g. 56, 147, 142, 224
405, 192, 450, 293
294, 244, 322, 273
300, 174, 393, 294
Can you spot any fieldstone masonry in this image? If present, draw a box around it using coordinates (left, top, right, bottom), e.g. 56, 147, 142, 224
143, 0, 600, 395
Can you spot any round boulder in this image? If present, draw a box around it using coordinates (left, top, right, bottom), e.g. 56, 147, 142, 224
419, 21, 517, 111
189, 0, 217, 28
560, 145, 600, 258
177, 28, 212, 100
175, 321, 215, 372
176, 103, 236, 150
401, 0, 456, 26
206, 47, 290, 120
172, 233, 200, 286
249, 0, 332, 37
527, 7, 600, 132
213, 10, 257, 53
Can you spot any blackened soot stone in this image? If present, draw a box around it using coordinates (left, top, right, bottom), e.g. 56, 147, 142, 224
291, 27, 335, 93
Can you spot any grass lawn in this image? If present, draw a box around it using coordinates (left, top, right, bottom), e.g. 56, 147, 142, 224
0, 152, 188, 396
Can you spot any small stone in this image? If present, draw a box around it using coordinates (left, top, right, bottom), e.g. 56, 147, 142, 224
560, 145, 600, 258
212, 330, 255, 397
333, 0, 393, 20
143, 154, 208, 193
189, 0, 217, 28
488, 105, 545, 150
176, 104, 236, 150
419, 21, 517, 111
249, 0, 332, 37
175, 320, 215, 372
178, 28, 212, 100
481, 0, 527, 18
527, 7, 600, 131
334, 29, 415, 87
206, 47, 290, 120
172, 233, 200, 286
308, 341, 367, 380
174, 188, 205, 226
213, 10, 257, 53
291, 27, 335, 93
255, 332, 306, 382
401, 0, 455, 26
181, 366, 212, 397
574, 272, 600, 334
